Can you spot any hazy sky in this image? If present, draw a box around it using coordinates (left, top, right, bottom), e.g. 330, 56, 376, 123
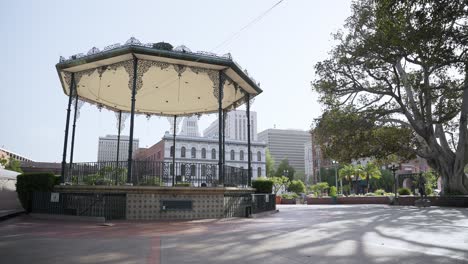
0, 0, 352, 162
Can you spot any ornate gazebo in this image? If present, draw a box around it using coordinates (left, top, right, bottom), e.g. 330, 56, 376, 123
56, 38, 262, 188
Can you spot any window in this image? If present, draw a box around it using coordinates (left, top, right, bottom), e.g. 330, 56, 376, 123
181, 164, 186, 175
240, 150, 244, 161
201, 165, 206, 175
257, 167, 262, 177
211, 149, 216, 159
230, 150, 235, 160
170, 146, 174, 157
191, 147, 196, 158
191, 165, 196, 176
201, 148, 206, 159
181, 146, 186, 158
257, 151, 262, 161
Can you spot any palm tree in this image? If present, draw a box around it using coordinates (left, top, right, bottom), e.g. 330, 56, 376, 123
362, 162, 381, 193
339, 164, 355, 195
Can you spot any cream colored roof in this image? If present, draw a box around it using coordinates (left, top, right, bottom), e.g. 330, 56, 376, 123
56, 42, 262, 116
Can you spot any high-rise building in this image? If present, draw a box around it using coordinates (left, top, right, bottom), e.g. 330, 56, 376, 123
97, 135, 139, 162
304, 141, 313, 183
257, 129, 311, 173
179, 116, 200, 137
203, 110, 257, 141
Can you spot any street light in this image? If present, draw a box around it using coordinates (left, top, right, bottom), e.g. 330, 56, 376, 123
332, 160, 338, 194
283, 169, 289, 178
390, 164, 399, 205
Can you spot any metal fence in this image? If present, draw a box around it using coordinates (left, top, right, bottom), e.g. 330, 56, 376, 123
65, 161, 248, 187
32, 192, 126, 220
252, 194, 276, 214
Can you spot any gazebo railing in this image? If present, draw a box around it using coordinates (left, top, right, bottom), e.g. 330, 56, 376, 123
65, 161, 248, 187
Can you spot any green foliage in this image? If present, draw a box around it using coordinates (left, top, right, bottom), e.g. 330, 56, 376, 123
2, 158, 23, 173
370, 169, 394, 193
312, 0, 468, 194
288, 180, 306, 195
275, 159, 295, 181
252, 177, 274, 193
83, 166, 127, 185
375, 189, 385, 196
16, 172, 59, 212
313, 109, 415, 164
140, 177, 161, 186
310, 182, 329, 197
365, 192, 376, 196
271, 176, 290, 195
329, 186, 337, 197
265, 149, 276, 177
175, 182, 191, 187
281, 193, 299, 199
398, 187, 411, 195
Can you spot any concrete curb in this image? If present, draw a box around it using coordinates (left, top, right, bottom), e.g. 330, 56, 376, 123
0, 210, 25, 222
250, 209, 279, 218
30, 213, 105, 223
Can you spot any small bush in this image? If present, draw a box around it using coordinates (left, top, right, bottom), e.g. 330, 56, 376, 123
375, 189, 385, 196
252, 178, 273, 193
398, 187, 411, 195
140, 177, 161, 186
329, 186, 337, 197
288, 180, 306, 194
365, 192, 376, 196
281, 193, 299, 199
175, 182, 191, 187
16, 172, 59, 212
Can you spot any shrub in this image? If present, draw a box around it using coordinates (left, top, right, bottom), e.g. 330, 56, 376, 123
175, 182, 191, 187
365, 192, 376, 196
329, 186, 337, 197
16, 172, 59, 212
398, 187, 411, 195
375, 189, 385, 196
288, 180, 306, 194
140, 177, 161, 186
281, 193, 299, 199
310, 182, 329, 197
252, 178, 273, 193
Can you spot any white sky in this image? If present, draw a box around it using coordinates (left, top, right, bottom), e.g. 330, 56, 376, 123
0, 0, 352, 162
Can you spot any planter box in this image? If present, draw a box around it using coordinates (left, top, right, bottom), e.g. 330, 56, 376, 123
281, 198, 296, 204
306, 197, 333, 204
275, 196, 282, 204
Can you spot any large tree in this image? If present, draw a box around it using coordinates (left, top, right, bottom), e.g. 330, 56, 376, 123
312, 0, 468, 194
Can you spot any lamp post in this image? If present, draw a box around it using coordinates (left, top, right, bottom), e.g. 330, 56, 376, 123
332, 160, 338, 194
283, 169, 289, 179
391, 164, 399, 205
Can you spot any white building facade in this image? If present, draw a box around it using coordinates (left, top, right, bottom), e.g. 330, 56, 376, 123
97, 135, 139, 162
304, 141, 313, 184
161, 133, 266, 179
179, 116, 201, 137
203, 110, 257, 141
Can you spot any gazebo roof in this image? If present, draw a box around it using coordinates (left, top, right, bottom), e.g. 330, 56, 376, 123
56, 38, 262, 116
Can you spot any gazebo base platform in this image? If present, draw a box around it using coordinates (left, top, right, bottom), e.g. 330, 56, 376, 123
31, 186, 275, 220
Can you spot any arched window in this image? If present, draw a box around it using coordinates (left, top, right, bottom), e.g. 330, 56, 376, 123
230, 150, 235, 160
257, 151, 262, 161
201, 148, 206, 159
211, 149, 216, 159
240, 150, 244, 161
181, 146, 186, 158
191, 147, 196, 158
257, 167, 262, 177
170, 146, 174, 157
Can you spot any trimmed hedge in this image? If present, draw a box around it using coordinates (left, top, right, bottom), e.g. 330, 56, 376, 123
252, 178, 273, 193
16, 172, 59, 212
398, 187, 411, 195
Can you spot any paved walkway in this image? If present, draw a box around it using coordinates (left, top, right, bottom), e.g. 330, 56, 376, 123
0, 205, 467, 263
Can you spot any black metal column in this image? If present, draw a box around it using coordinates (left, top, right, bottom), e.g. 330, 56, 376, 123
246, 93, 252, 186
222, 110, 226, 168
127, 56, 138, 184
69, 91, 79, 174
61, 73, 75, 182
172, 115, 177, 186
218, 72, 224, 184
116, 110, 122, 185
